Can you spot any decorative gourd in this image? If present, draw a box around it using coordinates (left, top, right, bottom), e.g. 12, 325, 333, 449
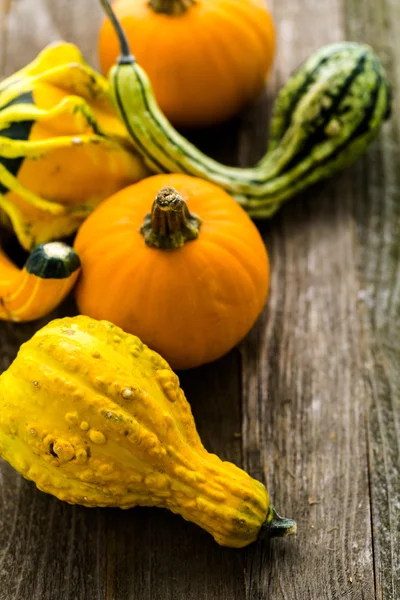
0, 242, 80, 322
99, 0, 392, 217
98, 0, 275, 128
0, 315, 296, 547
74, 174, 269, 370
0, 42, 149, 251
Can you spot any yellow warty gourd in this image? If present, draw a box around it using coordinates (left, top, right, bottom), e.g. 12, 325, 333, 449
0, 316, 295, 548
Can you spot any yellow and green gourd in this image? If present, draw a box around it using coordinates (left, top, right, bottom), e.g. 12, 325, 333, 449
0, 42, 148, 251
99, 0, 392, 218
0, 242, 80, 322
0, 315, 295, 548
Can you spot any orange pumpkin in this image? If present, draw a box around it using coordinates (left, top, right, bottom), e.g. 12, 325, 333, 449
74, 174, 269, 369
98, 0, 275, 128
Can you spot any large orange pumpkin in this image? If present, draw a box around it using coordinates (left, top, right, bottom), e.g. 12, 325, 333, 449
98, 0, 276, 128
74, 174, 270, 369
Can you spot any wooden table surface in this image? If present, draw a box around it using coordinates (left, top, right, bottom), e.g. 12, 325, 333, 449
1, 0, 399, 599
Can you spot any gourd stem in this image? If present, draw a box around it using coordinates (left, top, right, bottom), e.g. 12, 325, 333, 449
140, 187, 201, 250
148, 0, 196, 15
25, 243, 81, 279
259, 506, 297, 539
99, 0, 135, 64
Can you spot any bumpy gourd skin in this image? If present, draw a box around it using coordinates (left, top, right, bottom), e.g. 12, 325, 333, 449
0, 316, 269, 547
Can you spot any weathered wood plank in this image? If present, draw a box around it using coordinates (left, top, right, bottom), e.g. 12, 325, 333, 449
0, 0, 103, 74
343, 1, 400, 598
238, 0, 396, 597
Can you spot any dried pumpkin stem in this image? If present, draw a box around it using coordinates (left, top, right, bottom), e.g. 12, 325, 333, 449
148, 0, 196, 15
140, 186, 201, 250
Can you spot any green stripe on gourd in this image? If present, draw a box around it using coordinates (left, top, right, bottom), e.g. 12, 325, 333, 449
0, 92, 35, 195
266, 42, 372, 150
100, 0, 391, 217
0, 89, 106, 216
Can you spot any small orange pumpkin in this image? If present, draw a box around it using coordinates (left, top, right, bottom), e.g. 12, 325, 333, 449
98, 0, 276, 128
74, 174, 269, 369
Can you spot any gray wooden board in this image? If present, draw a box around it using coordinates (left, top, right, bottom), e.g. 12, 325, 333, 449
0, 0, 399, 598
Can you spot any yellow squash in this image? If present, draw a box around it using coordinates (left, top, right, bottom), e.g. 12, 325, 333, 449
0, 315, 295, 547
0, 42, 149, 250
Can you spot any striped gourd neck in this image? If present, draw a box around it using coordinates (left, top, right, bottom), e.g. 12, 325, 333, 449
99, 0, 391, 219
113, 45, 390, 214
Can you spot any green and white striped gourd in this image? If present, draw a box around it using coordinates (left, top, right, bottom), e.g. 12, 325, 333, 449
100, 0, 391, 218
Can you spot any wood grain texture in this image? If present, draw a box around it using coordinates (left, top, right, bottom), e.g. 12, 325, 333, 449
239, 2, 375, 597
0, 1, 399, 599
343, 1, 400, 598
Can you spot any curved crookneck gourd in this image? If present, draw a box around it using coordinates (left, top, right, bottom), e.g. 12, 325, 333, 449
99, 0, 392, 218
0, 242, 80, 322
0, 316, 295, 548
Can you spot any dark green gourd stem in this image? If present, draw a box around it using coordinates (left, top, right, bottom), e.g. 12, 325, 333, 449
259, 506, 297, 539
26, 243, 81, 279
99, 0, 135, 64
148, 0, 196, 15
140, 187, 202, 250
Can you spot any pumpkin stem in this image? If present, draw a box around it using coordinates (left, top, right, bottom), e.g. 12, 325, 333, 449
259, 506, 297, 539
99, 0, 135, 64
148, 0, 196, 15
140, 187, 201, 250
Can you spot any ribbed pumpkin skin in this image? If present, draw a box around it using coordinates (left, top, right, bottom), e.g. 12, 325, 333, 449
74, 174, 270, 370
0, 316, 269, 548
98, 0, 275, 127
